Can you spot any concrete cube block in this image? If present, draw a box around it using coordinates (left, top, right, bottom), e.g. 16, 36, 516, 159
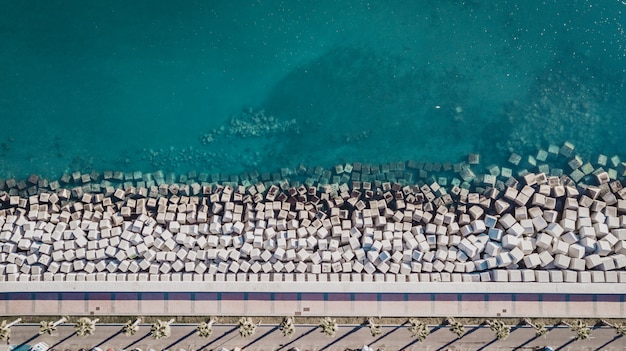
595, 240, 612, 256
536, 233, 553, 249
552, 240, 569, 255
521, 270, 535, 282
605, 271, 618, 283
562, 270, 577, 283
538, 251, 554, 267
496, 252, 512, 267
600, 257, 616, 271
509, 247, 524, 264
535, 270, 550, 282
554, 254, 571, 269
591, 271, 605, 283
501, 235, 520, 249
508, 270, 522, 282
569, 258, 586, 271
585, 254, 602, 269
568, 244, 585, 259
523, 253, 541, 268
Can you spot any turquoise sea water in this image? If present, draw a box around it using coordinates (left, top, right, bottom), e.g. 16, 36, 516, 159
1, 1, 625, 179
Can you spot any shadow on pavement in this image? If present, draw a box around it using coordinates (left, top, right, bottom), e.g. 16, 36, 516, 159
163, 329, 197, 350
396, 324, 445, 350
319, 325, 363, 351
93, 329, 124, 349
556, 324, 604, 351
13, 333, 40, 351
595, 333, 623, 350
434, 324, 483, 351
197, 326, 239, 350
513, 324, 560, 351
241, 326, 280, 350
476, 336, 499, 351
369, 323, 406, 347
555, 336, 577, 351
123, 331, 152, 350
49, 332, 77, 349
276, 326, 318, 351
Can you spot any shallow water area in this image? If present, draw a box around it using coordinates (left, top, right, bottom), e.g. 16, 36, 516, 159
0, 0, 625, 179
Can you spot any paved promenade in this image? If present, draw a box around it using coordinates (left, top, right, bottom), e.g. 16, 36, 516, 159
6, 324, 626, 351
1, 281, 624, 318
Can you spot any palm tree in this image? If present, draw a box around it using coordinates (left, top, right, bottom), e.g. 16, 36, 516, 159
601, 319, 626, 337
523, 318, 547, 337
279, 316, 295, 338
237, 317, 257, 338
122, 318, 142, 336
561, 320, 591, 340
318, 317, 338, 337
0, 318, 21, 341
366, 317, 382, 337
74, 317, 99, 337
150, 318, 175, 340
197, 317, 217, 338
39, 317, 68, 335
486, 319, 511, 341
407, 319, 430, 342
446, 317, 465, 338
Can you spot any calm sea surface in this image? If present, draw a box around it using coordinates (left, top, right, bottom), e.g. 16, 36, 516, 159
1, 1, 625, 179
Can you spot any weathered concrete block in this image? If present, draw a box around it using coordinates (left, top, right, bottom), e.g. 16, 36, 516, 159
534, 270, 549, 282
508, 270, 522, 282
521, 269, 535, 282
591, 271, 605, 283
605, 271, 618, 283
569, 257, 586, 271
585, 254, 602, 269
536, 233, 553, 249
595, 240, 612, 256
554, 254, 571, 269
535, 251, 552, 268
523, 253, 541, 269
552, 240, 569, 255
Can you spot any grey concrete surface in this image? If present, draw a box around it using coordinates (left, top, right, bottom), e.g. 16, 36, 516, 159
4, 323, 626, 351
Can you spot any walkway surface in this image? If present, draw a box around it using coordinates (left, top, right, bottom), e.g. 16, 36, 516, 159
1, 281, 625, 318
5, 323, 626, 351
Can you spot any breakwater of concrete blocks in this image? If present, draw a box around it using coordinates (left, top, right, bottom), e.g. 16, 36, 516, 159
1, 142, 626, 284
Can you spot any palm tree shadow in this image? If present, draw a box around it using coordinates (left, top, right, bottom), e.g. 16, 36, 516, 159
397, 324, 445, 350
13, 333, 40, 351
513, 324, 559, 351
276, 325, 317, 351
595, 333, 623, 350
197, 326, 239, 350
163, 328, 197, 350
123, 331, 152, 350
49, 332, 77, 349
555, 336, 577, 351
242, 325, 280, 350
476, 336, 499, 351
93, 329, 124, 348
369, 323, 407, 347
434, 324, 483, 351
319, 325, 363, 351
